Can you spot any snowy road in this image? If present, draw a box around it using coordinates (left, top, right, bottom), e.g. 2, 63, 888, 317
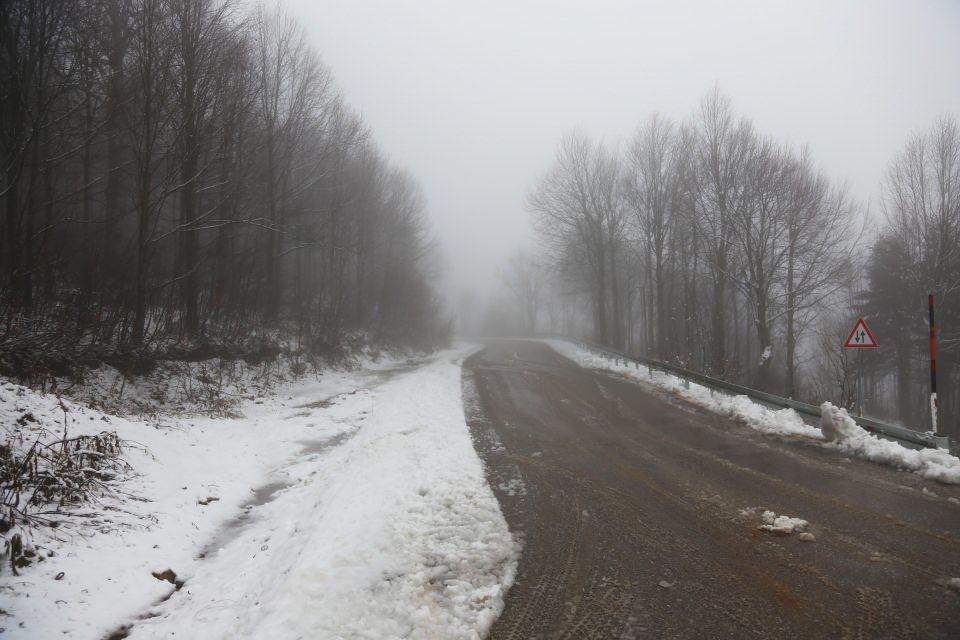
466, 341, 960, 639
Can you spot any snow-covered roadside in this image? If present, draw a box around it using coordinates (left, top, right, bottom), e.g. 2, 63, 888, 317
1, 354, 414, 637
545, 339, 960, 485
2, 344, 518, 639
124, 344, 517, 640
49, 345, 392, 418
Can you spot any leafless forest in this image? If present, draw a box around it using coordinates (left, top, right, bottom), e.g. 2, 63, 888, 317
1, 0, 447, 380
506, 92, 959, 437
1, 0, 957, 439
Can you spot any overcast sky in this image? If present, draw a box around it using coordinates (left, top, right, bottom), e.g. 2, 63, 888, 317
285, 0, 960, 302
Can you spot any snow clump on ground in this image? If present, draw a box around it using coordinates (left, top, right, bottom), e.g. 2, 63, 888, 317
758, 510, 809, 534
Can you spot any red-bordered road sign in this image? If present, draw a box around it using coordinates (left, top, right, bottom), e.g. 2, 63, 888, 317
844, 317, 879, 349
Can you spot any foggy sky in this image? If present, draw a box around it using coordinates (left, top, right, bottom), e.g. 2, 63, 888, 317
285, 0, 960, 302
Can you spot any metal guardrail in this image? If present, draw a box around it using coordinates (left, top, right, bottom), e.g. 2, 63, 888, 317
570, 339, 953, 453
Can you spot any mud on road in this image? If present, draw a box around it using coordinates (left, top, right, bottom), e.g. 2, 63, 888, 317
464, 341, 960, 639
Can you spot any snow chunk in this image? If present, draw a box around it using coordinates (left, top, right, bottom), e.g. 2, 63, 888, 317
758, 510, 808, 534
819, 401, 864, 442
741, 506, 808, 535
759, 345, 772, 366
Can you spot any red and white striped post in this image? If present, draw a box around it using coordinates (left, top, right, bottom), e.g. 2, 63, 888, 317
929, 294, 938, 435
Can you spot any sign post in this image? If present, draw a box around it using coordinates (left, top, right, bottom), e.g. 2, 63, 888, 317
929, 294, 938, 436
844, 317, 879, 416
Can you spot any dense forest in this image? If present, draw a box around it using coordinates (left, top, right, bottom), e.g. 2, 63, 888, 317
0, 0, 447, 380
514, 91, 958, 438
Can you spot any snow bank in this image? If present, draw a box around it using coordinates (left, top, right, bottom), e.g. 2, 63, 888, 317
56, 344, 403, 418
124, 346, 516, 640
2, 346, 517, 639
546, 340, 820, 440
820, 402, 960, 484
546, 340, 960, 485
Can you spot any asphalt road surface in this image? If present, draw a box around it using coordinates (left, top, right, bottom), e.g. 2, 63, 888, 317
463, 341, 960, 639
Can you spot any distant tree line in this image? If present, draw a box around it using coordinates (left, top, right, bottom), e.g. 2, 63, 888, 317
0, 0, 446, 372
520, 90, 958, 437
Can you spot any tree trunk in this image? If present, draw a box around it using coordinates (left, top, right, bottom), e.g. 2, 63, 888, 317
103, 0, 126, 289
608, 242, 622, 349
655, 251, 666, 358
179, 86, 199, 339
595, 242, 609, 345
754, 297, 772, 390
133, 167, 150, 344
712, 252, 727, 375
785, 244, 797, 398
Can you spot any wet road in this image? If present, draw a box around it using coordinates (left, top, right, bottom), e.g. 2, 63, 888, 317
464, 341, 960, 639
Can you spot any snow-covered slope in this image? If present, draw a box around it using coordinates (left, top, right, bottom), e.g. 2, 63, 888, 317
1, 344, 517, 639
546, 339, 960, 484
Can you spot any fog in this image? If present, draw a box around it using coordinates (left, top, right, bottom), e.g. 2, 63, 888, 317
6, 1, 960, 632
286, 0, 960, 301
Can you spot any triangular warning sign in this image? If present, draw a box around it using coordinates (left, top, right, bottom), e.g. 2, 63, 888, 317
844, 317, 879, 348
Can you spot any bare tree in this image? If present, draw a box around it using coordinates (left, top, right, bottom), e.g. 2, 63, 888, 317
624, 114, 685, 358
500, 250, 545, 335
692, 89, 754, 376
780, 150, 858, 397
169, 0, 237, 338
528, 132, 626, 346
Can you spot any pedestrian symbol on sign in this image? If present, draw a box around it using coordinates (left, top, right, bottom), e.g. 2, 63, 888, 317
844, 317, 878, 349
